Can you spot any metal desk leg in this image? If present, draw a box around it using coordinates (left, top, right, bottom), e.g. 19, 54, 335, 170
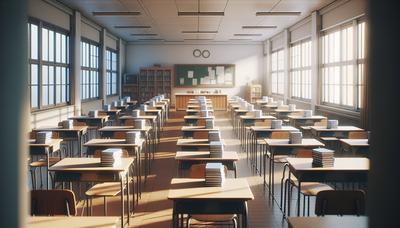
120, 178, 124, 228
126, 172, 130, 224
172, 202, 178, 228
242, 202, 248, 228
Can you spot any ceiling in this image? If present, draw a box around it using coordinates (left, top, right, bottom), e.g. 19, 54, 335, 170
59, 0, 335, 43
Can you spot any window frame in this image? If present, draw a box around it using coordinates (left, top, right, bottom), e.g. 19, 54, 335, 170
289, 38, 312, 101
106, 48, 119, 96
270, 48, 285, 95
80, 38, 100, 101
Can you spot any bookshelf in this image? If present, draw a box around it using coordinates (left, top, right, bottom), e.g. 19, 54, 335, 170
246, 84, 262, 103
122, 74, 139, 99
139, 67, 172, 103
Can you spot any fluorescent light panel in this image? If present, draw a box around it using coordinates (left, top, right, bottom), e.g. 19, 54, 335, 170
242, 25, 277, 29
229, 38, 253, 41
182, 31, 218, 34
115, 25, 151, 29
92, 11, 141, 16
178, 12, 224, 16
184, 38, 214, 41
256, 11, 301, 16
138, 38, 164, 41
234, 34, 262, 36
131, 34, 158, 36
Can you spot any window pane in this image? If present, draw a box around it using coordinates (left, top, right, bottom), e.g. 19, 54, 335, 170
42, 28, 48, 61
56, 33, 61, 63
30, 24, 38, 60
48, 30, 54, 62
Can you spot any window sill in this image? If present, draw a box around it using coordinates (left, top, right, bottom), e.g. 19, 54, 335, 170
287, 98, 311, 105
82, 98, 102, 104
315, 104, 360, 120
30, 104, 73, 114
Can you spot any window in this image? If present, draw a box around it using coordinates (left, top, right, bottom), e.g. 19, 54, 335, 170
28, 20, 70, 110
80, 40, 99, 100
321, 20, 366, 110
290, 39, 311, 100
106, 49, 118, 96
271, 49, 284, 95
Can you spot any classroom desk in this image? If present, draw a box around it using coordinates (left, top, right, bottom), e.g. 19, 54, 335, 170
49, 157, 134, 227
184, 115, 215, 125
114, 105, 130, 112
186, 109, 214, 116
29, 216, 120, 228
84, 138, 145, 200
69, 115, 110, 127
176, 139, 225, 151
119, 115, 160, 143
29, 139, 63, 189
273, 109, 303, 119
102, 109, 121, 124
168, 178, 254, 228
32, 126, 88, 157
126, 100, 138, 108
239, 115, 276, 150
286, 157, 369, 216
264, 139, 325, 198
181, 126, 220, 138
310, 126, 364, 137
175, 151, 239, 177
145, 109, 163, 132
248, 126, 299, 174
339, 139, 370, 156
176, 93, 227, 111
288, 115, 327, 128
288, 216, 368, 228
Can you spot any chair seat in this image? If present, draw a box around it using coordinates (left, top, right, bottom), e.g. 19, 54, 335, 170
320, 137, 338, 141
85, 177, 133, 197
30, 157, 61, 167
300, 126, 311, 130
191, 214, 236, 222
290, 180, 334, 196
256, 139, 267, 145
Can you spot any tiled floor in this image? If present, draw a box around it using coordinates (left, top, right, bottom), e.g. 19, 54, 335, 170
79, 110, 294, 227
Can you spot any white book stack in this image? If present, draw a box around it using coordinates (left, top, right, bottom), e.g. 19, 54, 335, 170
312, 148, 335, 167
205, 119, 215, 129
288, 104, 296, 111
289, 131, 303, 144
155, 96, 161, 102
149, 100, 156, 107
123, 96, 131, 102
36, 131, 52, 144
254, 110, 263, 118
247, 104, 254, 111
303, 110, 313, 118
103, 104, 111, 111
62, 120, 74, 129
201, 110, 209, 117
271, 120, 283, 129
100, 148, 123, 167
200, 104, 208, 110
134, 119, 146, 129
132, 110, 140, 117
197, 96, 206, 101
268, 97, 274, 103
112, 101, 118, 107
160, 94, 165, 99
140, 104, 148, 111
262, 96, 269, 101
209, 141, 224, 158
88, 110, 98, 118
117, 100, 124, 106
205, 163, 225, 187
208, 130, 221, 142
277, 100, 284, 107
126, 131, 141, 144
240, 100, 247, 108
327, 120, 339, 129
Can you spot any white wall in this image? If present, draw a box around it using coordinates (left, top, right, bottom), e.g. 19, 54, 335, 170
126, 44, 264, 104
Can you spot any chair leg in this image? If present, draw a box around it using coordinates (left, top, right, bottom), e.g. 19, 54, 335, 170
307, 196, 310, 216
104, 197, 107, 216
233, 217, 238, 228
303, 195, 306, 216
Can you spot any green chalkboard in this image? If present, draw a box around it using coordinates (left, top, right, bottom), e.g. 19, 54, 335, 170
175, 64, 235, 88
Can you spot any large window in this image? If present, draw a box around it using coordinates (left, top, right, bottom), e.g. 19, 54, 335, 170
81, 40, 99, 100
28, 20, 70, 110
106, 49, 118, 96
321, 20, 366, 110
271, 49, 284, 95
290, 39, 311, 100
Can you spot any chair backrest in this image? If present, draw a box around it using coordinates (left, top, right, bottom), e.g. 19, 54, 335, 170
295, 148, 312, 158
72, 120, 86, 126
197, 119, 206, 126
315, 190, 366, 216
254, 119, 272, 127
31, 189, 77, 216
348, 131, 368, 139
93, 149, 129, 158
193, 131, 209, 139
113, 131, 126, 139
189, 163, 228, 178
124, 119, 135, 127
270, 131, 290, 139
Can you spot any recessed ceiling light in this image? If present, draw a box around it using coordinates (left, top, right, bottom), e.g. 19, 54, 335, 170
178, 12, 224, 16
242, 26, 277, 29
184, 38, 214, 41
234, 34, 262, 36
229, 38, 253, 41
138, 38, 164, 41
182, 31, 218, 34
114, 25, 151, 29
92, 11, 141, 16
256, 11, 301, 16
130, 34, 158, 36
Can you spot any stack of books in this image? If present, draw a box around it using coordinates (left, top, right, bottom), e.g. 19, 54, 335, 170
271, 120, 283, 129
254, 110, 262, 118
134, 119, 146, 129
247, 104, 254, 111
126, 131, 141, 144
201, 110, 209, 117
303, 110, 313, 117
88, 110, 98, 118
132, 110, 140, 117
208, 130, 221, 142
103, 104, 111, 111
117, 100, 124, 107
209, 141, 224, 158
100, 148, 123, 167
205, 119, 215, 129
140, 104, 148, 111
268, 97, 274, 103
262, 96, 269, 101
277, 100, 284, 107
312, 148, 335, 167
289, 104, 296, 111
205, 163, 225, 187
149, 100, 156, 107
36, 131, 52, 144
123, 96, 131, 102
327, 120, 339, 129
62, 120, 74, 129
112, 101, 118, 107
289, 131, 303, 144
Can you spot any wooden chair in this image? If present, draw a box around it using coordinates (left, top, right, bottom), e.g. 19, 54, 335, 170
124, 119, 135, 127
31, 189, 76, 216
196, 119, 206, 127
315, 190, 366, 216
112, 131, 126, 139
187, 164, 237, 228
348, 131, 368, 139
193, 131, 209, 139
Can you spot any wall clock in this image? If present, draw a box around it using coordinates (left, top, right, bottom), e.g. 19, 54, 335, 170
193, 49, 202, 57
202, 50, 210, 58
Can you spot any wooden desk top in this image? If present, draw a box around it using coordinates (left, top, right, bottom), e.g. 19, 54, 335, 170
103, 109, 121, 114
250, 126, 299, 132
288, 115, 327, 120
175, 151, 239, 161
177, 93, 227, 96
145, 109, 162, 114
262, 104, 278, 108
274, 109, 303, 113
288, 216, 367, 228
177, 139, 225, 147
287, 157, 370, 172
49, 157, 134, 172
310, 126, 364, 132
340, 139, 369, 147
84, 138, 145, 148
69, 115, 109, 121
239, 115, 276, 120
181, 126, 220, 131
33, 126, 88, 133
234, 109, 249, 113
255, 100, 270, 104
168, 178, 254, 200
264, 138, 325, 147
29, 216, 119, 228
184, 115, 215, 119
187, 105, 213, 108
28, 139, 63, 147
119, 115, 157, 120
98, 126, 152, 132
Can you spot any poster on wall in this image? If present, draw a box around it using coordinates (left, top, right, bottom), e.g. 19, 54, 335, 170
174, 64, 235, 88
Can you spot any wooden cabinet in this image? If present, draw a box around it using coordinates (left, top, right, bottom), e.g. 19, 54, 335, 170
246, 84, 262, 103
138, 67, 172, 103
122, 74, 139, 99
175, 93, 227, 111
